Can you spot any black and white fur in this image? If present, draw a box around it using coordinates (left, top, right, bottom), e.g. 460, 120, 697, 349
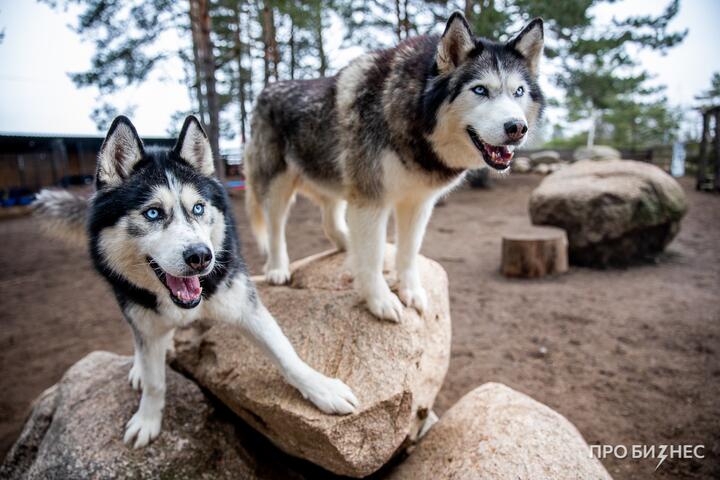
244, 12, 545, 321
36, 116, 358, 448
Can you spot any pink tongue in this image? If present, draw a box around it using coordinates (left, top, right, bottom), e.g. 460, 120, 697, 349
485, 144, 513, 164
165, 274, 202, 303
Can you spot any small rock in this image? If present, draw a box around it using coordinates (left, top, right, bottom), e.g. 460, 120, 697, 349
387, 383, 612, 480
530, 150, 561, 166
574, 145, 621, 162
532, 163, 551, 175
548, 162, 567, 173
173, 247, 451, 478
512, 157, 531, 173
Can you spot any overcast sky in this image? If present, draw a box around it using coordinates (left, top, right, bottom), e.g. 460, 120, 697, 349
0, 0, 718, 140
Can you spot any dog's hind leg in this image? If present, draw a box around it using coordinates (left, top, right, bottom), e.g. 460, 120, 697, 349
347, 203, 404, 322
298, 184, 348, 252
394, 197, 435, 313
322, 198, 349, 251
263, 172, 296, 285
124, 328, 173, 448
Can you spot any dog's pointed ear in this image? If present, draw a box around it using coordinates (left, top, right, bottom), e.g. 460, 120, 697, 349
96, 116, 144, 188
173, 115, 214, 176
508, 18, 544, 75
437, 12, 476, 74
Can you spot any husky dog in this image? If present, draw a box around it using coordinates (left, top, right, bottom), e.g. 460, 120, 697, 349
244, 12, 545, 321
35, 116, 358, 448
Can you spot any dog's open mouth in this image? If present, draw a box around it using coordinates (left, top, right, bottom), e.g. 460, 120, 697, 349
466, 127, 514, 170
149, 259, 203, 309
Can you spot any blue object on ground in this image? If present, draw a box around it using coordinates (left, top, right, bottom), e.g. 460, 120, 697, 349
226, 180, 246, 190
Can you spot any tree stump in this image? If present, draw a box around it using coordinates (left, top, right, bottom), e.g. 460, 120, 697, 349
501, 226, 568, 278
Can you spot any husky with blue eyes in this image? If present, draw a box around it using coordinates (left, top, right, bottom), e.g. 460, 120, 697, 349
245, 12, 545, 322
34, 115, 358, 448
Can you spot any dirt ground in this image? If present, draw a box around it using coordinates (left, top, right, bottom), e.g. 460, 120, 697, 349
0, 175, 718, 479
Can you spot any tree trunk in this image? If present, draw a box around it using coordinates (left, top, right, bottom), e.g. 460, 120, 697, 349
394, 0, 402, 42
190, 25, 207, 125
233, 2, 247, 145
402, 0, 411, 38
315, 7, 327, 77
190, 0, 223, 180
501, 226, 569, 278
260, 1, 279, 84
587, 107, 597, 148
464, 0, 474, 22
260, 1, 270, 85
242, 3, 254, 106
289, 18, 296, 80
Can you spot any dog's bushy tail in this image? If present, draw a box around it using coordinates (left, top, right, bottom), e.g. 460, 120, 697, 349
33, 189, 89, 245
243, 141, 268, 255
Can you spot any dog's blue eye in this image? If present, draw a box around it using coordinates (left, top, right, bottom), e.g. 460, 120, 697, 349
144, 208, 161, 220
514, 86, 525, 97
472, 86, 488, 96
192, 203, 204, 216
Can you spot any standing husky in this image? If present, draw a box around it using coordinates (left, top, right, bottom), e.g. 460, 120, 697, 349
35, 116, 358, 448
244, 12, 545, 321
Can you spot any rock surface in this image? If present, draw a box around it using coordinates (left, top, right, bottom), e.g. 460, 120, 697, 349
532, 163, 550, 175
574, 145, 621, 162
387, 383, 612, 480
172, 247, 451, 478
529, 150, 561, 165
0, 351, 317, 480
511, 156, 531, 173
529, 159, 688, 266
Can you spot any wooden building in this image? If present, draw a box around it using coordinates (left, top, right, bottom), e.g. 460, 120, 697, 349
696, 105, 720, 191
0, 133, 175, 192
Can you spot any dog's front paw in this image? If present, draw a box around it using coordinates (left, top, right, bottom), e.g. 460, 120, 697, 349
124, 411, 162, 449
366, 289, 404, 322
296, 370, 359, 415
265, 268, 291, 285
128, 363, 143, 391
398, 285, 427, 314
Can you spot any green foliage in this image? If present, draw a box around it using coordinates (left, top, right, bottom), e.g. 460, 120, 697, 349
599, 96, 683, 148
45, 0, 688, 149
543, 129, 588, 149
695, 72, 720, 107
553, 0, 686, 145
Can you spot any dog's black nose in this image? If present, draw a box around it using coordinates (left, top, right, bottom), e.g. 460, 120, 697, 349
184, 244, 213, 271
504, 120, 528, 141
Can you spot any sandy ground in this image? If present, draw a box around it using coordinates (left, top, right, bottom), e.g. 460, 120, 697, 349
0, 175, 718, 479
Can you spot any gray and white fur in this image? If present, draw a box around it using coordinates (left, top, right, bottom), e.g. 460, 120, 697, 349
244, 12, 545, 321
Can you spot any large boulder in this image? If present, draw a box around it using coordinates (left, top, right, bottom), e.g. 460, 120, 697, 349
574, 145, 621, 162
387, 383, 612, 480
529, 150, 561, 166
172, 247, 451, 478
0, 351, 313, 480
529, 159, 688, 266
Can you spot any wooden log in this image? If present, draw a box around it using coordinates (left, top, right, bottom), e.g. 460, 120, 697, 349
501, 226, 569, 278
